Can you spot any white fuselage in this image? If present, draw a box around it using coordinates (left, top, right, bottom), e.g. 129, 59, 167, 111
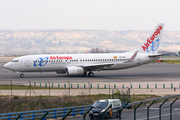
4, 52, 159, 73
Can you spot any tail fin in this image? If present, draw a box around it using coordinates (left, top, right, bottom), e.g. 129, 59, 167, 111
140, 23, 164, 54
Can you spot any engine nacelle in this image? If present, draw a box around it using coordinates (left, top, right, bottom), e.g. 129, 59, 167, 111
66, 67, 84, 76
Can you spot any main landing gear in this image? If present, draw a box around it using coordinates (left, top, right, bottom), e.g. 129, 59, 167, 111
82, 71, 94, 77
88, 72, 94, 77
20, 74, 24, 78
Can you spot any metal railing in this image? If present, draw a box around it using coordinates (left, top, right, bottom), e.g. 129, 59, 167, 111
0, 105, 92, 120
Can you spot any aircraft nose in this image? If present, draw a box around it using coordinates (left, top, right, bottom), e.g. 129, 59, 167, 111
4, 63, 11, 69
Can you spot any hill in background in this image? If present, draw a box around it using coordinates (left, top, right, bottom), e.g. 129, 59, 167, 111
0, 29, 179, 55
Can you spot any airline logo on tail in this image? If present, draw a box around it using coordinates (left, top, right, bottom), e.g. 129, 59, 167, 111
142, 26, 162, 51
146, 39, 159, 53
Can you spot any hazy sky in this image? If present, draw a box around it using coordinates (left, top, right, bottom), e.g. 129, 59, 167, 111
0, 0, 180, 31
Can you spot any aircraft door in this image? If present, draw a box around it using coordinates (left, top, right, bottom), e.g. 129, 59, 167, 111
25, 57, 30, 66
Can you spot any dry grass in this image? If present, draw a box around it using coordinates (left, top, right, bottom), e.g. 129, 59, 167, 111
0, 94, 94, 114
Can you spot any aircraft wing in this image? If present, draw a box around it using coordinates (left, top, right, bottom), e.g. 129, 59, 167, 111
80, 51, 138, 69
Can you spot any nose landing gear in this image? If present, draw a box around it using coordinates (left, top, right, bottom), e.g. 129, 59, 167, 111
20, 74, 24, 78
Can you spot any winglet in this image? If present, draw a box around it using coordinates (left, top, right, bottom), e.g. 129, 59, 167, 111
130, 50, 138, 62
124, 50, 138, 63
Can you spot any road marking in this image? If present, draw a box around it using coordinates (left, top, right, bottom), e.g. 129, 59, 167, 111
90, 79, 102, 83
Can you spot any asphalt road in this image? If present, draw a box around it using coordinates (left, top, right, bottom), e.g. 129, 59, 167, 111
69, 100, 180, 120
0, 63, 180, 84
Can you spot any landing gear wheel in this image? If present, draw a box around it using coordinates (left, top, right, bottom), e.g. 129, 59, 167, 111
20, 74, 24, 78
82, 72, 87, 76
88, 72, 94, 77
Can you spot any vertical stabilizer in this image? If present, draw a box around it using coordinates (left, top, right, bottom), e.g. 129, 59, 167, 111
140, 23, 164, 54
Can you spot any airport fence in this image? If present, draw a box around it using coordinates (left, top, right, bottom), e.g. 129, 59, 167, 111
126, 94, 180, 120
0, 81, 131, 103
0, 94, 179, 120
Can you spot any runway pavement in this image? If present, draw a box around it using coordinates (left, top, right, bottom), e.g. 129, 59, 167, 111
0, 62, 180, 84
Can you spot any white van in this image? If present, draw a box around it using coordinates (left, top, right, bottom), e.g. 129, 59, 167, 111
89, 99, 121, 119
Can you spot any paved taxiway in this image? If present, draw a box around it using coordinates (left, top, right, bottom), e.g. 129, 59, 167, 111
0, 62, 180, 84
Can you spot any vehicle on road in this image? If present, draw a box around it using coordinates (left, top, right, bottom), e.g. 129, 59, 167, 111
89, 99, 121, 119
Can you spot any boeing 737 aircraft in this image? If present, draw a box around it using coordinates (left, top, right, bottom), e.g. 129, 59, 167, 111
4, 23, 167, 78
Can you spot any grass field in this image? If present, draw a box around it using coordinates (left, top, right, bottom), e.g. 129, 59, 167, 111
0, 94, 159, 114
152, 60, 180, 64
0, 84, 66, 90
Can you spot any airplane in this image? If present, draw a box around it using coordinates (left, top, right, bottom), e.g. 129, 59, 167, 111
4, 23, 167, 78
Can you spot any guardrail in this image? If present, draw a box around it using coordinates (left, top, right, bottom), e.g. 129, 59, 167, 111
0, 105, 92, 120
0, 102, 128, 120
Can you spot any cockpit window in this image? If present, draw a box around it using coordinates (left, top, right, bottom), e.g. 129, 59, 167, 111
11, 60, 19, 62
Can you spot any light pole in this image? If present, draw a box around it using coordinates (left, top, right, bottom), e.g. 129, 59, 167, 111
10, 80, 12, 99
88, 82, 91, 102
29, 81, 31, 98
108, 84, 110, 99
67, 81, 70, 99
47, 81, 50, 98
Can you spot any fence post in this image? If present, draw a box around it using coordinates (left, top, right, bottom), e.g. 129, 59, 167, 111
63, 108, 66, 117
32, 112, 35, 120
72, 108, 75, 116
147, 84, 149, 89
134, 102, 143, 120
8, 114, 11, 120
114, 84, 116, 89
163, 84, 165, 89
62, 109, 73, 120
170, 98, 178, 120
15, 115, 21, 120
40, 112, 49, 120
81, 107, 84, 115
84, 84, 86, 88
102, 105, 112, 120
159, 99, 168, 120
83, 106, 94, 120
53, 110, 56, 119
171, 83, 173, 89
119, 103, 128, 120
20, 113, 23, 119
147, 101, 155, 120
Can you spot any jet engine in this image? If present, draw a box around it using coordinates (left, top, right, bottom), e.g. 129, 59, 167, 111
66, 67, 84, 76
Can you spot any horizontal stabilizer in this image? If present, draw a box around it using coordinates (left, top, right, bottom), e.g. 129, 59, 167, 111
148, 53, 174, 57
